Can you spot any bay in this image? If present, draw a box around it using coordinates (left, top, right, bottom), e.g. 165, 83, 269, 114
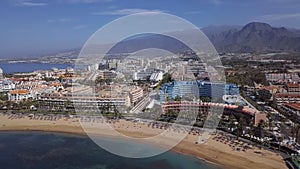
0, 131, 220, 169
0, 63, 73, 74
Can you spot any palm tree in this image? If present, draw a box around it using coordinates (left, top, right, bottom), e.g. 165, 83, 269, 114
174, 96, 181, 101
228, 114, 236, 132
292, 124, 300, 143
248, 120, 254, 139
112, 105, 122, 119
296, 127, 300, 144
257, 119, 265, 139
237, 115, 246, 139
266, 112, 273, 130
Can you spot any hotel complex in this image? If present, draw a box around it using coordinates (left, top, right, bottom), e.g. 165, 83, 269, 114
159, 81, 265, 126
160, 81, 240, 102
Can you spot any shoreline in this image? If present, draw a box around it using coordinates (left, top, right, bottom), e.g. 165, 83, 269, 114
0, 115, 288, 169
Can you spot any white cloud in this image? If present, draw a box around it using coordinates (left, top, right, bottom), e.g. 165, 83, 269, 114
56, 0, 112, 3
14, 0, 112, 6
47, 18, 72, 23
17, 1, 47, 6
92, 8, 164, 15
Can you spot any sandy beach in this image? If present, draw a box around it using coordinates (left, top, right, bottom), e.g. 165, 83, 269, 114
0, 114, 288, 169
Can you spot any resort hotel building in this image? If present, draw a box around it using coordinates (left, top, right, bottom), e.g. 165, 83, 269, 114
159, 81, 266, 126
159, 81, 240, 102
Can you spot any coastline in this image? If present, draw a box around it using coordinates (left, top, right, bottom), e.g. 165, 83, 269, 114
0, 115, 287, 169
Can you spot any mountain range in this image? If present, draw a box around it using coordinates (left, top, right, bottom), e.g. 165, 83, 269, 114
202, 22, 300, 53
14, 22, 300, 62
107, 22, 300, 54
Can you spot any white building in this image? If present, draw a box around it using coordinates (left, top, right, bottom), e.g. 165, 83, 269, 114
133, 71, 152, 80
8, 89, 33, 101
150, 71, 164, 82
0, 80, 15, 92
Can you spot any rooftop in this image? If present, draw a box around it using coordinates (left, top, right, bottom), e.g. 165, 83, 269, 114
10, 89, 30, 95
287, 83, 300, 88
285, 103, 300, 111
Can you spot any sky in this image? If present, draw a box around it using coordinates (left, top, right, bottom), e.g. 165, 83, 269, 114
1, 0, 300, 58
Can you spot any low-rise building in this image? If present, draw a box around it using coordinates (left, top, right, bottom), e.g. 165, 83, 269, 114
98, 70, 116, 80
133, 70, 152, 81
274, 93, 300, 105
281, 103, 300, 116
286, 83, 300, 93
162, 101, 266, 126
149, 71, 164, 82
38, 92, 130, 111
8, 89, 32, 101
0, 80, 15, 92
260, 85, 286, 94
129, 87, 144, 104
266, 73, 299, 83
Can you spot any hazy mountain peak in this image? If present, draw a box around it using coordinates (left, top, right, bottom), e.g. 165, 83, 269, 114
242, 22, 273, 32
204, 22, 300, 53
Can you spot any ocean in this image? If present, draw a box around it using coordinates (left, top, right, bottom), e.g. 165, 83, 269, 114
0, 132, 220, 169
0, 63, 73, 74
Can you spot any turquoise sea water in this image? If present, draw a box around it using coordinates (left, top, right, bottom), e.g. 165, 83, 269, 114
0, 132, 221, 169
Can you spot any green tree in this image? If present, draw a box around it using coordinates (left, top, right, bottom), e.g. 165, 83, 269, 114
229, 114, 236, 132
266, 112, 273, 130
257, 89, 272, 102
237, 115, 246, 139
292, 124, 300, 143
257, 119, 265, 138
